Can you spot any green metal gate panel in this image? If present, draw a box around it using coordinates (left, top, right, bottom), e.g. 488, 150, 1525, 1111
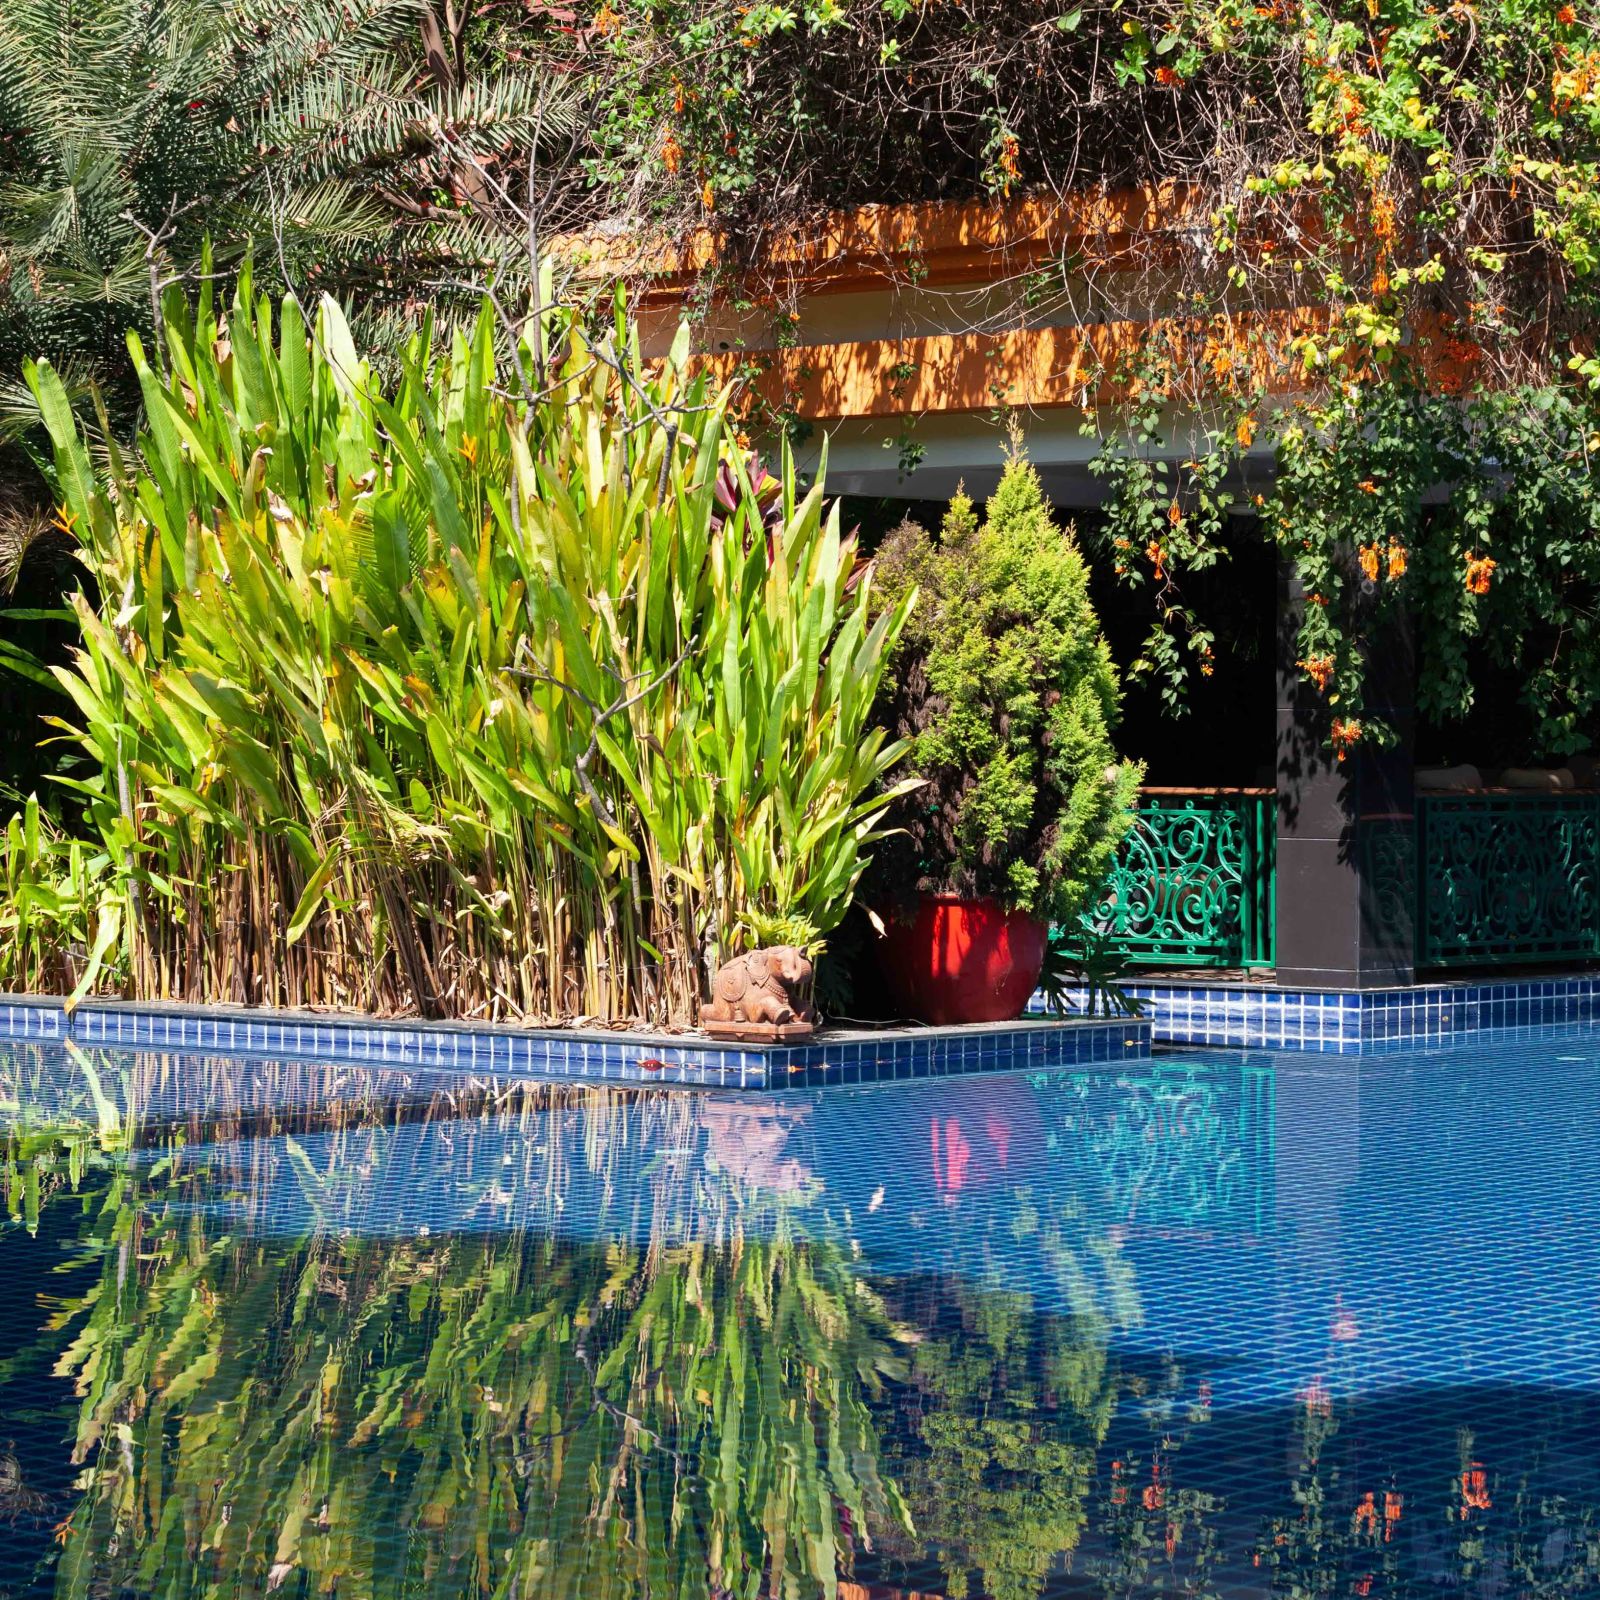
1415, 792, 1600, 968
1093, 790, 1276, 968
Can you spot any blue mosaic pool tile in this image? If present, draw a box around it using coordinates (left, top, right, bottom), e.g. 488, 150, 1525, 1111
1037, 973, 1600, 1052
0, 1001, 62, 1041
0, 997, 1148, 1090
24, 975, 1593, 1073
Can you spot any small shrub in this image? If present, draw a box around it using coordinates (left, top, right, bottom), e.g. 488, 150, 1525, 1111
868, 443, 1141, 924
0, 795, 119, 1000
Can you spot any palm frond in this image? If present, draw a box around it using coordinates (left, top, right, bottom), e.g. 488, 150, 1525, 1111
0, 0, 585, 444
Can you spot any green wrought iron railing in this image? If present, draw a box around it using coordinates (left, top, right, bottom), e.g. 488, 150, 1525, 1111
1415, 790, 1600, 968
1091, 788, 1276, 969
1087, 785, 1600, 976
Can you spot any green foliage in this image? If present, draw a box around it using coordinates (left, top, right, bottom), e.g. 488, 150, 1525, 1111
1268, 382, 1600, 756
16, 277, 914, 1022
869, 449, 1140, 922
1093, 370, 1600, 757
0, 796, 118, 1001
577, 0, 1600, 379
1038, 922, 1147, 1018
0, 0, 574, 426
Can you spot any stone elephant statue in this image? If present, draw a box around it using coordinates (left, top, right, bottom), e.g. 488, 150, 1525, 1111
701, 946, 816, 1030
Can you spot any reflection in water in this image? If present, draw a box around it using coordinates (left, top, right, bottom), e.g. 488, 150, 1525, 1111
0, 1036, 1599, 1598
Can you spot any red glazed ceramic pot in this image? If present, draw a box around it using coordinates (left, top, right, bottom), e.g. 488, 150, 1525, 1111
877, 894, 1049, 1025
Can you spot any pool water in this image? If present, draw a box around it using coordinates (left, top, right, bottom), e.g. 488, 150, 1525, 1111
0, 1027, 1597, 1599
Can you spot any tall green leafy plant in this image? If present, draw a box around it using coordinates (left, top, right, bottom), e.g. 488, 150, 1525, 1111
868, 442, 1140, 923
21, 276, 915, 1021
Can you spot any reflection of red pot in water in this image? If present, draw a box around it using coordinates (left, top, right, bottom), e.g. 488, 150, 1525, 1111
878, 894, 1049, 1025
926, 1074, 1046, 1199
806, 1074, 1048, 1213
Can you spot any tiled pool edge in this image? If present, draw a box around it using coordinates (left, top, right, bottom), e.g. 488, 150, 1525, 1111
0, 995, 1150, 1089
1036, 974, 1600, 1053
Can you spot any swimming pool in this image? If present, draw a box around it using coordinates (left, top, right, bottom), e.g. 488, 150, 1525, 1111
0, 1025, 1596, 1597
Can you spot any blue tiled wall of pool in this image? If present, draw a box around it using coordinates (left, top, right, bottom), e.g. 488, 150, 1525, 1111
0, 998, 1148, 1089
1037, 975, 1600, 1053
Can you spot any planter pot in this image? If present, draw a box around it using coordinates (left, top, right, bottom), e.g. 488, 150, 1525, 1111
877, 894, 1049, 1025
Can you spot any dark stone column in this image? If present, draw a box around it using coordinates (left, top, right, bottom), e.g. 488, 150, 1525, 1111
1274, 563, 1415, 989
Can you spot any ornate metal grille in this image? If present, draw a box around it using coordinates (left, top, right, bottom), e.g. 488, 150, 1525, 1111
1416, 792, 1600, 968
1092, 789, 1276, 968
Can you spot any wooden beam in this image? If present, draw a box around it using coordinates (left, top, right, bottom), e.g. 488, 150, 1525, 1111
554, 184, 1236, 302
695, 309, 1312, 418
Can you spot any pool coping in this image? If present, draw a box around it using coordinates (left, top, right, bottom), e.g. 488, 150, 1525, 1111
0, 993, 1151, 1090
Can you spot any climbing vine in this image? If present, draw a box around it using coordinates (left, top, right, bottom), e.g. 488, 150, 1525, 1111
1091, 372, 1600, 755
551, 0, 1600, 753
1267, 379, 1600, 757
1085, 337, 1257, 709
572, 0, 1600, 381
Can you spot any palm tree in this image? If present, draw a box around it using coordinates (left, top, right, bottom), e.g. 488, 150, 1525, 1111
0, 0, 577, 793
0, 0, 576, 413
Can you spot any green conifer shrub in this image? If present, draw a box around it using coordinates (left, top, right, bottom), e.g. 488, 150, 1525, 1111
869, 443, 1141, 923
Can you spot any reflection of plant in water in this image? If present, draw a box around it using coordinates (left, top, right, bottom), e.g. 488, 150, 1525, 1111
3, 1121, 97, 1235
1246, 1396, 1600, 1598
1085, 1353, 1224, 1596
12, 1056, 1600, 1600
43, 1108, 912, 1600
1, 1046, 129, 1234
1494, 1439, 1600, 1599
12, 1059, 1157, 1600
868, 1168, 1147, 1600
575, 1227, 913, 1593
1250, 1387, 1350, 1597
886, 1285, 1116, 1600
1096, 1452, 1224, 1596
